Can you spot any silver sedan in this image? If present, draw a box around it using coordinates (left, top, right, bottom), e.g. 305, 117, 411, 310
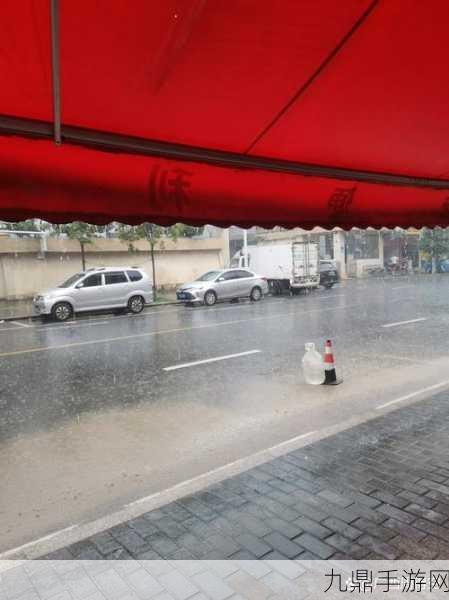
176, 268, 269, 306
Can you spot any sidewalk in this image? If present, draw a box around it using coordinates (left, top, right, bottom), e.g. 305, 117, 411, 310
33, 392, 449, 561
0, 299, 33, 320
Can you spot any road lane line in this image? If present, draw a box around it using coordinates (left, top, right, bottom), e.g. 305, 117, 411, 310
36, 320, 110, 331
316, 294, 345, 300
0, 325, 33, 333
163, 349, 261, 371
359, 352, 428, 364
1, 300, 283, 333
11, 320, 32, 328
391, 285, 413, 290
376, 380, 449, 410
0, 302, 361, 359
382, 317, 427, 328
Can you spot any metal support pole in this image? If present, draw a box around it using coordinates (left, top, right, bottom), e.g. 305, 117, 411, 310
243, 229, 248, 268
50, 0, 61, 144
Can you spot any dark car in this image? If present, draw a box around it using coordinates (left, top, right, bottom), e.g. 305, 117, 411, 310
319, 260, 339, 289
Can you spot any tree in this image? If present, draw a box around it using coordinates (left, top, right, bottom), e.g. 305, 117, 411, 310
419, 227, 449, 272
62, 222, 98, 270
118, 223, 181, 300
0, 219, 41, 232
171, 224, 204, 238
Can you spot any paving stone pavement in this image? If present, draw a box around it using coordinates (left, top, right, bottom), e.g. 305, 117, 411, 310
3, 559, 447, 600
0, 559, 308, 600
41, 393, 449, 561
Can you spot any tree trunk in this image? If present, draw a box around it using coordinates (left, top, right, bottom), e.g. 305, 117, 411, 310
432, 256, 437, 274
80, 242, 86, 271
150, 243, 157, 301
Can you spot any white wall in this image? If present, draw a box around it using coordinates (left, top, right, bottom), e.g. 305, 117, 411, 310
0, 234, 229, 299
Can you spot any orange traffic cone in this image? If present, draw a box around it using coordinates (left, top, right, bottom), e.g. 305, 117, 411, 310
323, 339, 342, 385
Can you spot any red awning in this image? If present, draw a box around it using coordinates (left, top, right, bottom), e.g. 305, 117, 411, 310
1, 0, 449, 228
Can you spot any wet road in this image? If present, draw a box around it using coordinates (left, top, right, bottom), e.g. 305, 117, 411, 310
2, 275, 449, 552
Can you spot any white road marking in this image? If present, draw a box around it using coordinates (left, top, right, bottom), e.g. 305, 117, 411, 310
163, 349, 261, 371
382, 317, 427, 328
0, 301, 282, 333
0, 429, 316, 560
11, 320, 32, 328
0, 301, 359, 358
36, 320, 110, 331
317, 294, 345, 300
359, 352, 428, 364
0, 325, 33, 333
389, 296, 415, 303
376, 380, 449, 410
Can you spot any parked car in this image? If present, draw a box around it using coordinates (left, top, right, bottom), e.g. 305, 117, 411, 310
33, 267, 153, 321
319, 260, 339, 288
422, 258, 449, 273
176, 268, 269, 306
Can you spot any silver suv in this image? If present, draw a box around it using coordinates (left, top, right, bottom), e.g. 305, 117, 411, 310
176, 268, 269, 306
33, 267, 153, 321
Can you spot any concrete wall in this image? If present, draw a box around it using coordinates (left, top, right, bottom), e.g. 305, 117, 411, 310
0, 233, 230, 299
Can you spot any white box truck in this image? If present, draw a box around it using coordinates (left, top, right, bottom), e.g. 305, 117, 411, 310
233, 241, 321, 295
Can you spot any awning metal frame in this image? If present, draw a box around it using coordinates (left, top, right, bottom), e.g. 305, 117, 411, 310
0, 114, 448, 191
50, 0, 61, 144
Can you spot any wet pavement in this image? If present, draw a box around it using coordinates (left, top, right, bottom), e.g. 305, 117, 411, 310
37, 390, 449, 560
2, 274, 449, 554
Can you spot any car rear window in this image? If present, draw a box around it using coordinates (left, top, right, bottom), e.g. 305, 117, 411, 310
222, 271, 240, 280
127, 270, 143, 282
105, 272, 127, 285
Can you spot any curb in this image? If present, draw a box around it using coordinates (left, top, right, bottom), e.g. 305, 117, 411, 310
0, 314, 36, 323
0, 300, 181, 323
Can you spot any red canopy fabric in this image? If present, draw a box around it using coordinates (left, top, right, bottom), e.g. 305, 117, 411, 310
1, 0, 449, 228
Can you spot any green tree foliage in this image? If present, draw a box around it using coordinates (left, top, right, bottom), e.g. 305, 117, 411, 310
419, 228, 449, 272
0, 219, 41, 232
60, 222, 99, 270
171, 224, 204, 238
118, 223, 187, 300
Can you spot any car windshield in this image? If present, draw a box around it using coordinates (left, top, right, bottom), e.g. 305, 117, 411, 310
58, 273, 84, 288
195, 270, 222, 282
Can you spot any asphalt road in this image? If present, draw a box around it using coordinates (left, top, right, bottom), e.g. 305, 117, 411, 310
2, 274, 449, 552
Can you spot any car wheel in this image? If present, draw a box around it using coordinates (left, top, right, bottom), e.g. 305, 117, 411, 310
204, 290, 217, 306
250, 286, 262, 301
52, 301, 73, 322
128, 295, 145, 314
